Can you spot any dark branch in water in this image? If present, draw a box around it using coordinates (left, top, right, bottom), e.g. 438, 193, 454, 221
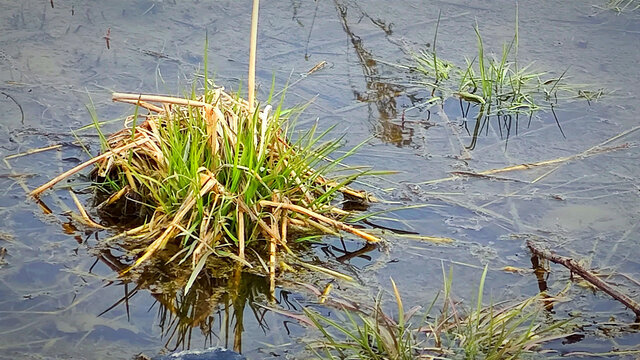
527, 240, 640, 320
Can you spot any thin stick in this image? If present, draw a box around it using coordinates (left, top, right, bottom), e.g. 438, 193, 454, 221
259, 200, 380, 243
237, 207, 245, 260
116, 99, 165, 113
527, 240, 640, 319
420, 143, 629, 185
267, 192, 280, 300
248, 0, 259, 110
30, 138, 149, 198
68, 190, 107, 229
113, 92, 209, 108
5, 144, 62, 160
269, 215, 277, 296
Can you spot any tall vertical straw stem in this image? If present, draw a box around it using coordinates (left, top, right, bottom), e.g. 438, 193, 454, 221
248, 0, 260, 110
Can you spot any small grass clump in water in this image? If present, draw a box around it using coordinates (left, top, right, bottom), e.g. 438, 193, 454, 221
404, 11, 606, 149
306, 267, 569, 360
30, 85, 380, 290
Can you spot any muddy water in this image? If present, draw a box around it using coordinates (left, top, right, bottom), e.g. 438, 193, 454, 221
1, 0, 639, 359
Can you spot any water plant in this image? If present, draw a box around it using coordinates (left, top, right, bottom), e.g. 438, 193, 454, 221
28, 1, 382, 293
29, 83, 381, 292
306, 267, 569, 359
407, 10, 604, 149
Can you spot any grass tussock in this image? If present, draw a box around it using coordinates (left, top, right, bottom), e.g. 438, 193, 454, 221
30, 85, 380, 290
306, 267, 570, 360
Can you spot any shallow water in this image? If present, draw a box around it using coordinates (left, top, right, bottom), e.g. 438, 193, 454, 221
1, 0, 639, 359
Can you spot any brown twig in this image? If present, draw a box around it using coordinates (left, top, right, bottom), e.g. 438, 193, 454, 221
527, 240, 640, 319
104, 27, 111, 49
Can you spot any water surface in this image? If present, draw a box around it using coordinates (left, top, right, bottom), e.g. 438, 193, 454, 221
1, 0, 639, 358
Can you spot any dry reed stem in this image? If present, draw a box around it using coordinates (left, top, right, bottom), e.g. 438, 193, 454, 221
209, 106, 222, 155
4, 144, 62, 160
319, 282, 332, 304
394, 233, 454, 243
248, 0, 260, 110
269, 195, 278, 295
281, 215, 288, 245
113, 93, 209, 109
294, 261, 354, 282
303, 217, 340, 235
68, 190, 107, 229
259, 200, 380, 243
98, 185, 130, 208
421, 143, 630, 185
237, 207, 245, 260
30, 137, 150, 198
122, 172, 219, 274
117, 99, 164, 113
234, 197, 282, 243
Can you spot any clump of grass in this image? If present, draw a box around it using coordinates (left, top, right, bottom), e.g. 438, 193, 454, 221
306, 279, 421, 360
30, 84, 380, 291
29, 1, 381, 291
442, 267, 569, 359
306, 267, 569, 359
407, 10, 605, 149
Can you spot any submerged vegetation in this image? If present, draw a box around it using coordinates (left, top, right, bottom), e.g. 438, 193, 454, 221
306, 267, 569, 360
595, 0, 640, 13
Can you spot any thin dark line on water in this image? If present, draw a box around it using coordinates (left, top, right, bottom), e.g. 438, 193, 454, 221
550, 104, 565, 138
362, 219, 418, 235
124, 282, 131, 321
304, 0, 321, 60
504, 114, 512, 150
97, 283, 140, 318
1, 91, 25, 125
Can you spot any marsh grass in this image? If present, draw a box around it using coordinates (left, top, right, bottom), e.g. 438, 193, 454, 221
306, 267, 569, 359
408, 12, 605, 149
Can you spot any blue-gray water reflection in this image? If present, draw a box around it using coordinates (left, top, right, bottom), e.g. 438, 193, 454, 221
1, 0, 639, 358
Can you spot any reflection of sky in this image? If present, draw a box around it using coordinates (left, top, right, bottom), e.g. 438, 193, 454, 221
0, 0, 639, 358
